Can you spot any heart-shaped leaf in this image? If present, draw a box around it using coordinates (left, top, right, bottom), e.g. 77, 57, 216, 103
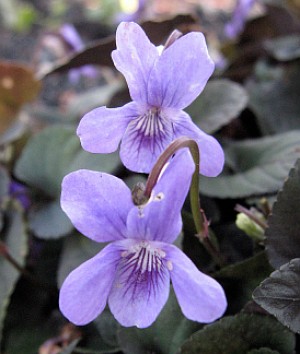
253, 258, 300, 334
179, 313, 295, 354
266, 159, 300, 269
200, 131, 300, 198
15, 125, 120, 238
186, 79, 248, 134
0, 206, 28, 344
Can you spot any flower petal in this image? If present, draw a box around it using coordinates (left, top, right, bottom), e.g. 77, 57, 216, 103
61, 170, 133, 242
126, 149, 194, 243
165, 244, 227, 323
77, 102, 138, 153
112, 22, 159, 103
174, 111, 224, 177
147, 32, 214, 109
59, 242, 121, 325
108, 239, 170, 328
120, 109, 175, 173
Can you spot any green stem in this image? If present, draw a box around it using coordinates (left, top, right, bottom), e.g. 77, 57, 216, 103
144, 137, 225, 266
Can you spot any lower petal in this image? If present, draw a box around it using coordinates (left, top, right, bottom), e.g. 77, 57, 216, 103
174, 111, 224, 177
77, 101, 138, 153
165, 244, 227, 323
108, 239, 171, 328
120, 110, 174, 173
59, 242, 121, 325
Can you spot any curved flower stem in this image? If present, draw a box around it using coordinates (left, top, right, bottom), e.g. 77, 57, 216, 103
144, 137, 225, 267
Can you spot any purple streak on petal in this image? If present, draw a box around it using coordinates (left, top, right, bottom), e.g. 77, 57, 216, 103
108, 239, 170, 328
61, 170, 133, 242
173, 111, 224, 177
147, 32, 214, 110
120, 107, 175, 173
127, 149, 194, 243
111, 22, 159, 103
59, 242, 121, 325
77, 102, 139, 153
60, 23, 84, 51
165, 244, 227, 323
225, 0, 256, 40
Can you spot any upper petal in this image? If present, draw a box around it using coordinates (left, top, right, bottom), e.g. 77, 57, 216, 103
165, 244, 227, 323
126, 149, 195, 243
59, 242, 121, 325
174, 111, 224, 177
77, 102, 138, 153
108, 238, 170, 328
147, 32, 214, 109
112, 22, 159, 103
61, 170, 133, 242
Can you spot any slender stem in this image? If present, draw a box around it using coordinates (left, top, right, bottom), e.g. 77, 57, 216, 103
144, 137, 225, 266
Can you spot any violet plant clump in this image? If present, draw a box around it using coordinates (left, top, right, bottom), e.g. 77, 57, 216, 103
77, 21, 224, 176
59, 150, 227, 328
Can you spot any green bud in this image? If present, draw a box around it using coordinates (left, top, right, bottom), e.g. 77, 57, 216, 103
236, 212, 265, 241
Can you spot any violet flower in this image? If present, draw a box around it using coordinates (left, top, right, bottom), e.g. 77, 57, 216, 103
77, 22, 224, 177
225, 0, 256, 40
59, 23, 98, 83
59, 150, 227, 328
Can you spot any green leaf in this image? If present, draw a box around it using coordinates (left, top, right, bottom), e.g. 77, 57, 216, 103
215, 252, 273, 313
15, 125, 120, 198
0, 166, 9, 200
253, 258, 300, 334
247, 62, 300, 134
15, 125, 120, 238
28, 200, 73, 239
0, 206, 28, 344
200, 131, 300, 198
265, 159, 300, 269
179, 313, 295, 354
265, 35, 300, 61
186, 79, 248, 134
118, 288, 201, 354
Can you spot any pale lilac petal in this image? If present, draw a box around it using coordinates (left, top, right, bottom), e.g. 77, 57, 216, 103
165, 244, 227, 323
120, 109, 175, 173
127, 149, 194, 243
174, 111, 224, 177
61, 170, 133, 242
111, 22, 159, 103
59, 242, 121, 325
77, 102, 138, 153
147, 32, 214, 109
108, 239, 170, 328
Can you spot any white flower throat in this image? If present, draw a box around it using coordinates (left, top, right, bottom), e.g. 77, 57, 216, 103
121, 241, 166, 275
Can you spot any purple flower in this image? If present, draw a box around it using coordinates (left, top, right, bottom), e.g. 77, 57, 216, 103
59, 150, 227, 328
9, 181, 30, 210
77, 22, 224, 177
59, 23, 98, 83
225, 0, 256, 40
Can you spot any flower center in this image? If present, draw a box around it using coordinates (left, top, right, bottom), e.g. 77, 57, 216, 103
135, 107, 166, 137
116, 241, 172, 301
121, 241, 166, 275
